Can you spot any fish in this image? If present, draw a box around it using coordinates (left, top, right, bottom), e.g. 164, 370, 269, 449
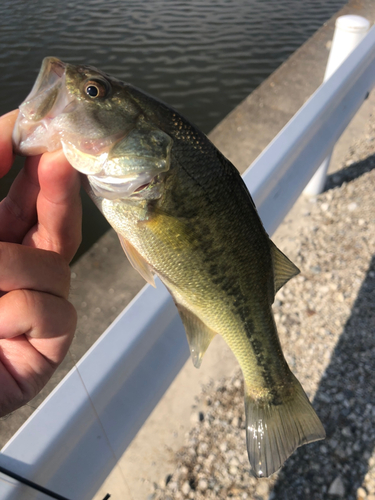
12, 57, 325, 477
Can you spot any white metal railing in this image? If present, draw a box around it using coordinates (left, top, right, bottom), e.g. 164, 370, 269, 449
1, 19, 375, 500
304, 14, 370, 195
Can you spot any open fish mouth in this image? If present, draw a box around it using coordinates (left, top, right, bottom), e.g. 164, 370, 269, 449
12, 56, 173, 200
12, 57, 75, 155
25, 57, 66, 106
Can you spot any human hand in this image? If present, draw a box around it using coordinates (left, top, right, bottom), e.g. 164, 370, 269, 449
0, 110, 82, 417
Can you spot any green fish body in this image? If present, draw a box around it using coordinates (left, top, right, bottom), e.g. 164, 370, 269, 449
13, 57, 325, 476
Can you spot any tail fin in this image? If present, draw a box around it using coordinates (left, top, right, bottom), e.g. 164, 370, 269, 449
245, 376, 325, 477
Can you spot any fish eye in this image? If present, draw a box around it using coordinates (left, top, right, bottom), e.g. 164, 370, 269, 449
84, 79, 109, 99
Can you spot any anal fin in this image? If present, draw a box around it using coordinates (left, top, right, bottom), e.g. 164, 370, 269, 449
176, 304, 217, 368
118, 234, 156, 287
269, 240, 300, 295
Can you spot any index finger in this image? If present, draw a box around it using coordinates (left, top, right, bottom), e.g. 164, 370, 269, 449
0, 110, 19, 178
0, 242, 71, 298
22, 150, 82, 262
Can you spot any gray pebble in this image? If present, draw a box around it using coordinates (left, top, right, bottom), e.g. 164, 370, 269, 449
328, 476, 345, 497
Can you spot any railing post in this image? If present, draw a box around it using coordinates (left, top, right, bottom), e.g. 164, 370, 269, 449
303, 15, 370, 196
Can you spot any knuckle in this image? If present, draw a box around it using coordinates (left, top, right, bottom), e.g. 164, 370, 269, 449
17, 287, 37, 311
47, 295, 77, 339
48, 251, 72, 295
48, 299, 77, 367
64, 300, 78, 333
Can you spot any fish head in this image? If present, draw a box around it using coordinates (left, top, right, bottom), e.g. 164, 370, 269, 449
13, 57, 173, 201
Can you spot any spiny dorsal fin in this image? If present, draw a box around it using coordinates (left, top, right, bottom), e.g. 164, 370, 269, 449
118, 234, 156, 288
175, 303, 217, 368
269, 240, 300, 295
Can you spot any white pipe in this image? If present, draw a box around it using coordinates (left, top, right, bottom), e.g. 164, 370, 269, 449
303, 15, 370, 196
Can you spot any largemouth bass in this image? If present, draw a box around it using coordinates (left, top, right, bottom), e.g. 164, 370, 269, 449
12, 57, 325, 477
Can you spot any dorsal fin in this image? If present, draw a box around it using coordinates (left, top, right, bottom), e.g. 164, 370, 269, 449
269, 240, 300, 295
118, 234, 156, 287
175, 303, 217, 368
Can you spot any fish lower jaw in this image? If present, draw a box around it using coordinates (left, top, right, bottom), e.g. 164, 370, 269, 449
13, 113, 63, 155
14, 124, 53, 155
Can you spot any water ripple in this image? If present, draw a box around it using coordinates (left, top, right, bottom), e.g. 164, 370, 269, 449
0, 0, 349, 253
1, 0, 346, 132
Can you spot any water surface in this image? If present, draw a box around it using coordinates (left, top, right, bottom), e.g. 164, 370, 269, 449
0, 0, 346, 257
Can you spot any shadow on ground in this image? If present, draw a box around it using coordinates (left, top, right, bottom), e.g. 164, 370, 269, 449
271, 255, 375, 499
324, 153, 375, 191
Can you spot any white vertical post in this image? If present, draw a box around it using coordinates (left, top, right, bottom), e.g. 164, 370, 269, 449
303, 15, 370, 195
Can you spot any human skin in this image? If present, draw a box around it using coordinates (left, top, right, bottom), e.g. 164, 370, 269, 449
0, 110, 82, 417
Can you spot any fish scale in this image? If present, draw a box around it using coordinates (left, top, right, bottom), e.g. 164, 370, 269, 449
12, 56, 325, 477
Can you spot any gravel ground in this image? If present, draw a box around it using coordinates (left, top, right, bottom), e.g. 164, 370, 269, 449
150, 115, 375, 500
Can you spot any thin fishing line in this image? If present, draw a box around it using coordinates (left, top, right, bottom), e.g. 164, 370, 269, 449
0, 466, 111, 500
0, 465, 74, 500
68, 349, 134, 500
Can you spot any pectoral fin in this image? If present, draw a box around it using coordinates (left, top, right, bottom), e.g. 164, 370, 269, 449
118, 234, 156, 287
175, 304, 217, 368
269, 240, 300, 295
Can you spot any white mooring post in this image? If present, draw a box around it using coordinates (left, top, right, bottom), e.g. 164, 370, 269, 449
303, 15, 370, 195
